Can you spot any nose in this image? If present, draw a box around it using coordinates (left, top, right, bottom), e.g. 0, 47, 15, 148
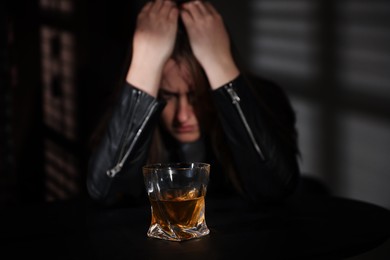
176, 95, 193, 123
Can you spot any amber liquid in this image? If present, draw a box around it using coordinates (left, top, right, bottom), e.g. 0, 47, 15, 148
148, 191, 208, 241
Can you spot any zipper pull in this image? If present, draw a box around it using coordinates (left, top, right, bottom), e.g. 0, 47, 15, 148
225, 84, 240, 104
224, 82, 266, 161
107, 163, 123, 178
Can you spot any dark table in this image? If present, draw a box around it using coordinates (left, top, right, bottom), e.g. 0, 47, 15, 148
1, 195, 390, 260
87, 195, 390, 260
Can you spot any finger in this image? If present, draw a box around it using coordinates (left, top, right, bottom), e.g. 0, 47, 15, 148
168, 5, 179, 21
139, 1, 153, 14
181, 1, 205, 20
150, 0, 164, 13
203, 2, 219, 16
180, 8, 193, 25
162, 0, 176, 6
193, 0, 210, 16
160, 0, 177, 18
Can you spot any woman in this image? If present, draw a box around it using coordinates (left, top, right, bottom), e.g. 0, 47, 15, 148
87, 0, 300, 207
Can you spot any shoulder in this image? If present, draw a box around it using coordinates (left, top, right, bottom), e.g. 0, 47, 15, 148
244, 73, 297, 127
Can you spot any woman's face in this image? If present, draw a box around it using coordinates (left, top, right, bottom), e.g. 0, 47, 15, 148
159, 59, 200, 143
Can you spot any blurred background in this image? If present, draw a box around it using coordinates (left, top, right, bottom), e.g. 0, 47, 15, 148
1, 0, 390, 210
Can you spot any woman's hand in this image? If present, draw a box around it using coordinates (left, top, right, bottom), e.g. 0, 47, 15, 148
126, 0, 179, 97
180, 1, 239, 89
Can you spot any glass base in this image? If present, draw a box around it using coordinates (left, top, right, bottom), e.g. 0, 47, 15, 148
147, 222, 210, 242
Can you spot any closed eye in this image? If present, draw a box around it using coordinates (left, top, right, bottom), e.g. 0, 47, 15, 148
159, 89, 178, 101
187, 91, 196, 104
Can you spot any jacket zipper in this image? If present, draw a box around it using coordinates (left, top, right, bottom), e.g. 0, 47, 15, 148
106, 102, 159, 177
225, 83, 265, 161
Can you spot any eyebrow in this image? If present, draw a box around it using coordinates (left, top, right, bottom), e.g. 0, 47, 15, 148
159, 89, 177, 95
158, 88, 196, 99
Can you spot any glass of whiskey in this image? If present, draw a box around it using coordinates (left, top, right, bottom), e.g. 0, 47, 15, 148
143, 162, 210, 241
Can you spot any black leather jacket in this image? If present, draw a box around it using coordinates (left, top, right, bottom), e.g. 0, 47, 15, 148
87, 75, 300, 206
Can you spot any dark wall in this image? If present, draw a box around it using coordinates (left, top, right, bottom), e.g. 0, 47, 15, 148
3, 0, 390, 208
2, 0, 44, 205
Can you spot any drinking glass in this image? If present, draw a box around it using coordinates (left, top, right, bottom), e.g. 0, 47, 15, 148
143, 162, 210, 241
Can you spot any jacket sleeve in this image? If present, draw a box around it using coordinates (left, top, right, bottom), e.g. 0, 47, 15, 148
87, 83, 165, 205
212, 75, 300, 204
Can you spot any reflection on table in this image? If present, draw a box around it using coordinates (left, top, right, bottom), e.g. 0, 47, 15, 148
87, 195, 390, 259
1, 193, 390, 259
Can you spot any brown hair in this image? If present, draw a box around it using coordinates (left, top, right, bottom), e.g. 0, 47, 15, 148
89, 13, 250, 197
147, 21, 245, 195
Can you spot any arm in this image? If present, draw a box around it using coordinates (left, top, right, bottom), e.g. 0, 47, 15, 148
126, 0, 179, 97
181, 1, 300, 203
212, 75, 300, 204
87, 84, 165, 206
180, 1, 239, 88
87, 0, 178, 205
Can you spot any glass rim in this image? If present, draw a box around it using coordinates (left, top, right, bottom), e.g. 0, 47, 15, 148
143, 162, 210, 171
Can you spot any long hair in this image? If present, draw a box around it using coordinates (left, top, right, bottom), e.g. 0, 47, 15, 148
147, 18, 245, 195
89, 5, 299, 197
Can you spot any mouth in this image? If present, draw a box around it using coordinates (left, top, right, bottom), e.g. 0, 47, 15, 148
176, 0, 199, 4
175, 125, 196, 133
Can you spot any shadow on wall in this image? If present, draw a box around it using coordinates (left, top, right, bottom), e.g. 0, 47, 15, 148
214, 0, 390, 209
2, 0, 389, 209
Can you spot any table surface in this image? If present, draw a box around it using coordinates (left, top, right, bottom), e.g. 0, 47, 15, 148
1, 194, 390, 260
89, 195, 390, 260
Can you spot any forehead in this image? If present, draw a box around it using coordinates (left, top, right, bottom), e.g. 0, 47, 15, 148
161, 59, 193, 92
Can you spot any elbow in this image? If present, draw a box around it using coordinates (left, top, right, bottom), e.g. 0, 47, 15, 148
86, 177, 123, 207
86, 158, 115, 205
87, 178, 108, 202
247, 168, 301, 206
